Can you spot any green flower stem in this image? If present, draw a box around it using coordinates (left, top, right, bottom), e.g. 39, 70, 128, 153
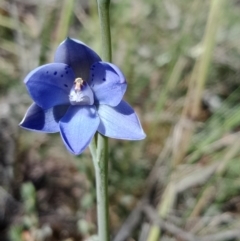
90, 0, 112, 240
97, 0, 112, 62
95, 133, 109, 240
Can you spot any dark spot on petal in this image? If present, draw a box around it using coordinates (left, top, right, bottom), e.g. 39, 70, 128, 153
64, 84, 68, 87
61, 75, 63, 77
66, 71, 68, 74
46, 71, 49, 74
102, 78, 106, 81
54, 71, 57, 75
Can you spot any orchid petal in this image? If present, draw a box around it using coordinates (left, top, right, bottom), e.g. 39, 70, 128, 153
97, 100, 146, 140
89, 62, 127, 106
59, 106, 100, 155
54, 38, 101, 80
25, 63, 75, 109
19, 103, 69, 133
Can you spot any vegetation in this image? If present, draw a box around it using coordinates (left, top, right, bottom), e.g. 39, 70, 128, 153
1, 0, 240, 240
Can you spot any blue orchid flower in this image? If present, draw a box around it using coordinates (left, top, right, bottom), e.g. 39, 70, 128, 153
20, 38, 146, 155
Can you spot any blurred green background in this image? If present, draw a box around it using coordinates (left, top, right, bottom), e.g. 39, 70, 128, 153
1, 0, 240, 240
